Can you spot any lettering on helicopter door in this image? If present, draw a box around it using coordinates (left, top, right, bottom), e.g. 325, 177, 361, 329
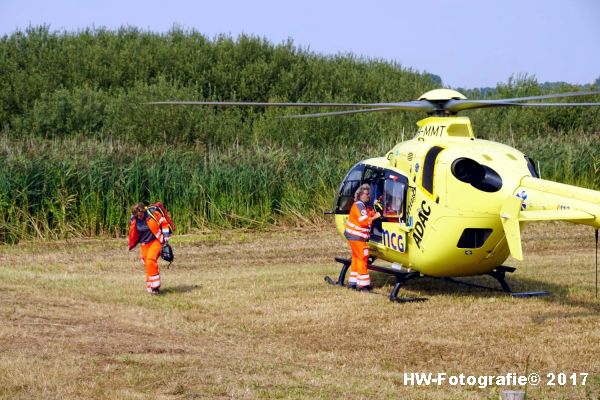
406, 186, 417, 216
412, 200, 431, 249
381, 222, 407, 253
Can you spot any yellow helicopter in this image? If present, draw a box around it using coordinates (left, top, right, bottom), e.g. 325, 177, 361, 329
150, 88, 600, 301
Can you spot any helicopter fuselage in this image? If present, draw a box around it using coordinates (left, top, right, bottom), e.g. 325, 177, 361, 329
334, 116, 600, 277
152, 87, 600, 284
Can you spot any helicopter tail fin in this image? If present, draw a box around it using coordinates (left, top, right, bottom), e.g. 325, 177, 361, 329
500, 195, 524, 261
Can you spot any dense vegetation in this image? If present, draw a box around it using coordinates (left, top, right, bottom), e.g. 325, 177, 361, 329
1, 26, 599, 243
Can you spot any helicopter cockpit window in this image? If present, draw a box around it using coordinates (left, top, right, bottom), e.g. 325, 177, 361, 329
335, 163, 365, 214
383, 178, 406, 221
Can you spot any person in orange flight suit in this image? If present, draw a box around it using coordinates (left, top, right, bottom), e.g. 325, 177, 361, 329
128, 202, 171, 295
344, 184, 381, 291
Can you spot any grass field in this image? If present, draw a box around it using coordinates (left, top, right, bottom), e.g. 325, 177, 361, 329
1, 222, 599, 399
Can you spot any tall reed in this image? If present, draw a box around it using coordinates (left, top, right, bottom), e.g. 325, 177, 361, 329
1, 133, 598, 244
0, 136, 360, 243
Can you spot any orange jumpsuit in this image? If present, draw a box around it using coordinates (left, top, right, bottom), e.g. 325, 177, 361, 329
129, 208, 171, 293
344, 200, 377, 288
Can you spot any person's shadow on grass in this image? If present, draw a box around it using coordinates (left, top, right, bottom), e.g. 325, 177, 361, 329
160, 285, 201, 295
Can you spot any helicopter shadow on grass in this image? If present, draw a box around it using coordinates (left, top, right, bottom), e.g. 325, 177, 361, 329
369, 270, 600, 316
159, 284, 201, 295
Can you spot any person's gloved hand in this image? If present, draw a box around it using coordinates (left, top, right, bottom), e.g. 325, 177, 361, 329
373, 199, 383, 214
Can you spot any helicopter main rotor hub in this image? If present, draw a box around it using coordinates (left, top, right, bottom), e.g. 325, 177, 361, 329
419, 89, 467, 116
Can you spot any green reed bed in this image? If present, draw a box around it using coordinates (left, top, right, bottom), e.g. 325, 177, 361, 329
0, 136, 365, 243
1, 133, 598, 244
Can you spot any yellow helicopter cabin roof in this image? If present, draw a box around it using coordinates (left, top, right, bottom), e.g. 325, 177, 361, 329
415, 116, 475, 140
385, 116, 477, 172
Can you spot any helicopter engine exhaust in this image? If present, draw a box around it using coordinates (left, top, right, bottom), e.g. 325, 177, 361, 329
451, 158, 503, 192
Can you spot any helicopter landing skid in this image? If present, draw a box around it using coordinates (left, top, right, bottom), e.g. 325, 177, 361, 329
328, 257, 427, 303
323, 275, 379, 295
444, 266, 550, 297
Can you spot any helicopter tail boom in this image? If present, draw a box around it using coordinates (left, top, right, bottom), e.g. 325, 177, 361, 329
501, 177, 600, 260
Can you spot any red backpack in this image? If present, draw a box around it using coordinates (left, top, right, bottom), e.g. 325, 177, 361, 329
147, 202, 176, 232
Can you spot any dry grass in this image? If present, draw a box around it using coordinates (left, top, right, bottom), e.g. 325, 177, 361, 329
0, 223, 599, 399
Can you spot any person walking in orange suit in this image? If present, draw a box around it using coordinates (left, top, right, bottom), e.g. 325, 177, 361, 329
128, 202, 171, 295
344, 184, 380, 291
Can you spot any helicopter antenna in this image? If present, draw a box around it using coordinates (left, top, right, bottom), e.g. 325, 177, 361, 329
537, 160, 542, 179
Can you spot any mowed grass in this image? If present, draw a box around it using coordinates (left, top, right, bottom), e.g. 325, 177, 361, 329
1, 223, 599, 399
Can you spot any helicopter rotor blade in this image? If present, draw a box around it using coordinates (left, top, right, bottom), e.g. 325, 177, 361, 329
504, 102, 600, 107
445, 91, 600, 113
375, 101, 436, 112
147, 89, 600, 116
146, 100, 436, 112
277, 101, 440, 118
445, 100, 515, 113
446, 100, 600, 113
277, 107, 397, 119
499, 90, 600, 103
147, 100, 382, 108
148, 100, 437, 118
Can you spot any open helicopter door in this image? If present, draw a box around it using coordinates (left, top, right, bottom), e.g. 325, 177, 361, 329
362, 166, 386, 241
333, 163, 386, 239
382, 172, 407, 223
378, 172, 410, 255
370, 171, 408, 240
333, 163, 409, 252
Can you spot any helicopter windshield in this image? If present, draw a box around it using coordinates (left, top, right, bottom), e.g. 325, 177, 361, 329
335, 163, 365, 213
